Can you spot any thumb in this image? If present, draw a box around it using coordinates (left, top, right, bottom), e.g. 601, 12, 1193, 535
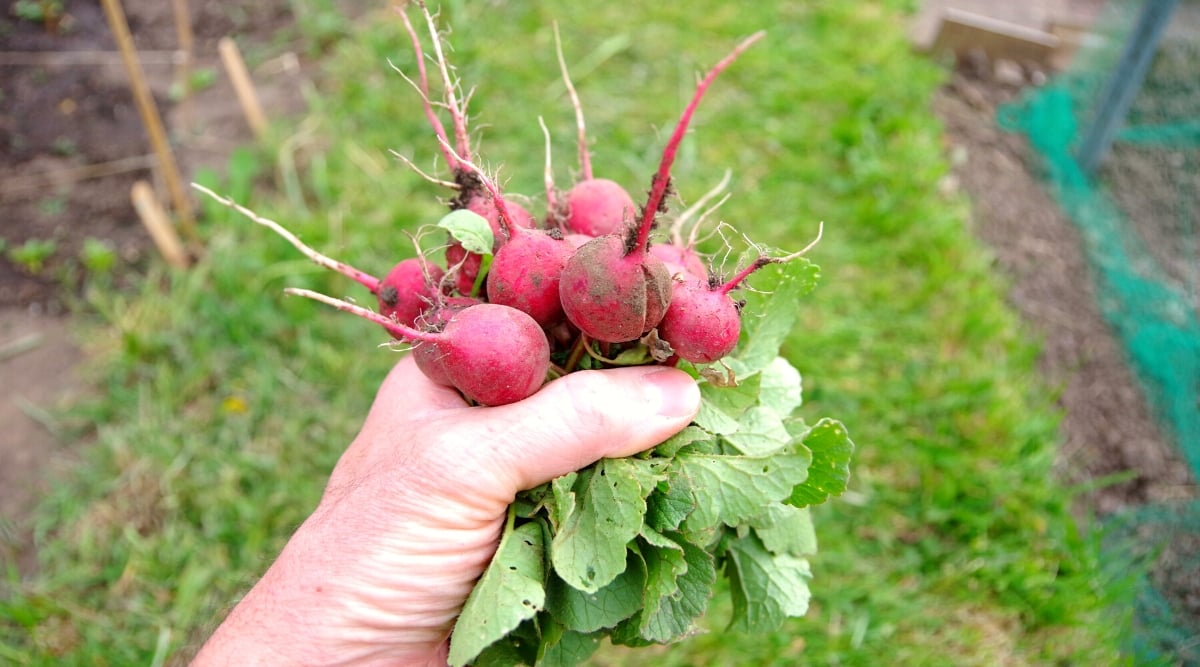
470, 366, 701, 493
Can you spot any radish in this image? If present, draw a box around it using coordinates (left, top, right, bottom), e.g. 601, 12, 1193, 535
650, 243, 708, 280
565, 178, 637, 237
658, 225, 823, 363
287, 289, 550, 406
412, 296, 481, 386
378, 257, 445, 329
559, 32, 764, 343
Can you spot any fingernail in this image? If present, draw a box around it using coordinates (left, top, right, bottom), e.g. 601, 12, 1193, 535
643, 368, 701, 419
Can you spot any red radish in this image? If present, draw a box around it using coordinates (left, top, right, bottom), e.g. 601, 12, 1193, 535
412, 296, 480, 386
287, 289, 550, 406
487, 230, 573, 328
559, 235, 673, 342
445, 242, 484, 296
564, 178, 637, 237
563, 233, 592, 249
659, 224, 823, 363
445, 190, 538, 296
656, 276, 741, 364
378, 258, 445, 330
650, 242, 708, 280
559, 32, 764, 343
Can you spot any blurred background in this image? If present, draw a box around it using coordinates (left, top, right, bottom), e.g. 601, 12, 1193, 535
1, 0, 1196, 664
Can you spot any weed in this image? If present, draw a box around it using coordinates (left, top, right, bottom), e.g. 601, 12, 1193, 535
8, 238, 58, 275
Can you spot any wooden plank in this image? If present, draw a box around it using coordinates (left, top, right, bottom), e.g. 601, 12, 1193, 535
930, 8, 1061, 65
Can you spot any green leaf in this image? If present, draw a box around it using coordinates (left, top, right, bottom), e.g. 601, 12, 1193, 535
437, 208, 495, 255
449, 522, 547, 667
548, 472, 578, 532
546, 551, 646, 633
674, 450, 812, 531
733, 259, 820, 375
551, 459, 656, 593
758, 357, 803, 418
694, 373, 760, 435
636, 532, 716, 643
701, 372, 760, 414
693, 399, 740, 436
650, 425, 711, 458
535, 618, 602, 667
473, 638, 528, 667
750, 503, 818, 556
787, 418, 855, 508
609, 537, 685, 647
724, 406, 791, 456
646, 475, 695, 533
725, 534, 813, 634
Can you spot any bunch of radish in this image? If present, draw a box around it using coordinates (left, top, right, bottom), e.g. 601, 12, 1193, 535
196, 0, 819, 407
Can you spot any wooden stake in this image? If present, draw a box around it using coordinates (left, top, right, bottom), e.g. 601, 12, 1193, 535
171, 0, 196, 130
99, 0, 197, 243
219, 36, 268, 138
132, 181, 190, 269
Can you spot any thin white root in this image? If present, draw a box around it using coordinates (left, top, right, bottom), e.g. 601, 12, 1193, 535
191, 182, 380, 292
554, 21, 591, 180
772, 221, 824, 262
671, 168, 732, 245
687, 192, 732, 248
283, 287, 416, 338
538, 115, 557, 213
388, 149, 461, 189
416, 0, 472, 162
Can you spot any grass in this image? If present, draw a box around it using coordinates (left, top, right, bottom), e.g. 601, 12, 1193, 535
1, 1, 1134, 664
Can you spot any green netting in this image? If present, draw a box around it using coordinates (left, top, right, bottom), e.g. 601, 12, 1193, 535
997, 0, 1199, 663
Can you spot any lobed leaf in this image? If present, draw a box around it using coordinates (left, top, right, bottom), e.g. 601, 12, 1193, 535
551, 458, 661, 593
724, 534, 813, 634
546, 551, 646, 633
674, 450, 812, 532
635, 532, 717, 643
449, 522, 547, 667
787, 418, 855, 508
646, 475, 696, 533
535, 619, 603, 667
723, 406, 792, 456
758, 356, 803, 418
749, 503, 818, 556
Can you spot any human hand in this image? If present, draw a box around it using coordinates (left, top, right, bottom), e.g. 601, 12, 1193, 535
192, 354, 701, 666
